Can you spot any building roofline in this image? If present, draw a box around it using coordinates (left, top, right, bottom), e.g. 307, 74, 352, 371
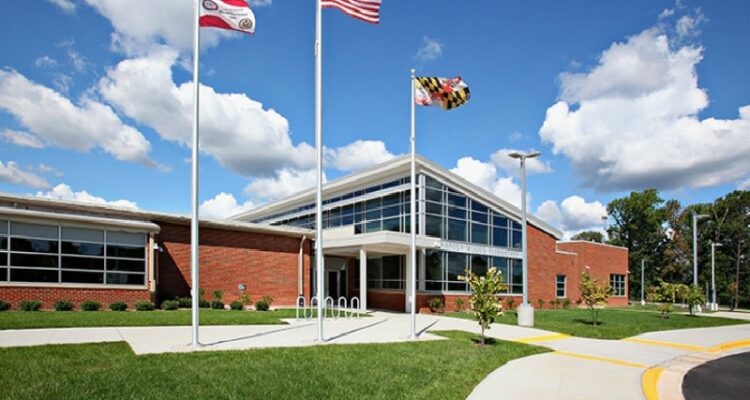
231, 154, 563, 239
0, 192, 313, 238
557, 240, 629, 251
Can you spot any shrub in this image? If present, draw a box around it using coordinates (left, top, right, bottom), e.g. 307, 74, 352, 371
80, 301, 102, 311
210, 300, 225, 310
255, 295, 273, 311
506, 298, 515, 310
548, 299, 558, 310
686, 284, 706, 316
229, 300, 244, 311
213, 290, 224, 302
199, 299, 211, 308
0, 300, 11, 312
580, 271, 611, 325
161, 300, 179, 310
53, 301, 74, 311
427, 297, 445, 313
240, 293, 251, 305
176, 297, 192, 308
19, 301, 42, 312
454, 297, 465, 312
135, 300, 155, 311
109, 301, 128, 312
562, 298, 572, 309
537, 299, 545, 309
460, 267, 506, 346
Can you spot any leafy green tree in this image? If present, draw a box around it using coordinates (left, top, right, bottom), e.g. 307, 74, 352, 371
572, 231, 604, 243
460, 267, 506, 345
579, 271, 611, 326
686, 284, 706, 316
710, 191, 750, 309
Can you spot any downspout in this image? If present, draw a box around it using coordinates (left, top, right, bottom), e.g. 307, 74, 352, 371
298, 235, 307, 296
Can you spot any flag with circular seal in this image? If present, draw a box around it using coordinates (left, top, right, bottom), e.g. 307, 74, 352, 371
199, 0, 255, 34
415, 76, 470, 110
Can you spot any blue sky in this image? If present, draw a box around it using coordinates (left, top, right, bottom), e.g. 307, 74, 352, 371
1, 0, 749, 237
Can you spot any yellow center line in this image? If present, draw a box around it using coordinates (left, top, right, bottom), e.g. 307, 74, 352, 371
642, 367, 664, 400
553, 351, 649, 369
623, 337, 705, 352
514, 333, 571, 344
706, 338, 750, 353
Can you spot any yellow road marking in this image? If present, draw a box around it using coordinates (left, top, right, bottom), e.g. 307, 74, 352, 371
553, 351, 648, 369
514, 333, 571, 344
642, 367, 664, 400
623, 337, 705, 352
706, 339, 750, 353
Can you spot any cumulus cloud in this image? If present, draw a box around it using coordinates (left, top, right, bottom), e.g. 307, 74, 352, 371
36, 183, 138, 209
48, 0, 76, 14
0, 161, 51, 189
539, 20, 750, 192
415, 37, 443, 62
490, 148, 552, 177
2, 129, 46, 149
450, 157, 528, 209
98, 49, 314, 177
199, 192, 255, 219
84, 0, 235, 55
326, 140, 396, 172
535, 195, 607, 239
244, 168, 323, 203
0, 70, 160, 168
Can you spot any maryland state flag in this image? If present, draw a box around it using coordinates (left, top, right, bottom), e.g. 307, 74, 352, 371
415, 76, 470, 110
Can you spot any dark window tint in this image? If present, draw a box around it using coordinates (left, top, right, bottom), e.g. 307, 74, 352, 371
106, 273, 145, 286
62, 242, 104, 256
471, 255, 488, 276
471, 224, 488, 245
62, 270, 104, 284
512, 230, 522, 249
425, 250, 443, 281
0, 237, 7, 249
382, 218, 400, 232
512, 259, 523, 286
447, 253, 467, 282
11, 268, 57, 283
425, 215, 442, 238
61, 256, 104, 271
107, 245, 145, 259
10, 253, 58, 268
107, 259, 145, 273
447, 194, 466, 207
447, 219, 466, 242
425, 188, 443, 202
493, 227, 509, 247
11, 238, 58, 254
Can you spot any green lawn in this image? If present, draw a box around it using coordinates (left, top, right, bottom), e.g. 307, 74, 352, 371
0, 330, 548, 400
446, 308, 747, 339
0, 309, 360, 330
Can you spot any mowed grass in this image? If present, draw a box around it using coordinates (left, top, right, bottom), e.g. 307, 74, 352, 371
0, 308, 359, 330
446, 308, 747, 339
0, 330, 548, 400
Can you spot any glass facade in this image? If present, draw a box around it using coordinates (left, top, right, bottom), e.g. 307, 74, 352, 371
0, 219, 147, 286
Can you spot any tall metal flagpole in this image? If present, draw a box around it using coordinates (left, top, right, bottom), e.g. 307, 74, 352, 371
409, 69, 417, 338
315, 0, 325, 342
190, 0, 201, 348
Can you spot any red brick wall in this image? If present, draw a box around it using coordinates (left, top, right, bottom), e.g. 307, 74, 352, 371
366, 290, 405, 311
156, 223, 311, 307
0, 286, 152, 310
556, 241, 629, 306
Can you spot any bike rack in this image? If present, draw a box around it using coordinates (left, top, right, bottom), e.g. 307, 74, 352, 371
350, 296, 360, 318
324, 296, 335, 319
337, 297, 348, 319
295, 295, 306, 320
308, 296, 319, 320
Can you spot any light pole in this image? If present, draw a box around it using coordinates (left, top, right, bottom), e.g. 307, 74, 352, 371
710, 242, 722, 311
508, 150, 540, 327
640, 259, 645, 306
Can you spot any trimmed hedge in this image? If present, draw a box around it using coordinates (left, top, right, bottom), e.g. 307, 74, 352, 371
176, 297, 192, 308
134, 301, 155, 311
53, 301, 75, 311
109, 301, 128, 312
81, 301, 102, 311
210, 300, 225, 310
229, 301, 244, 311
161, 300, 179, 311
0, 300, 11, 312
19, 301, 42, 312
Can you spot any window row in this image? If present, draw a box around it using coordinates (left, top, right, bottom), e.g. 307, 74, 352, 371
424, 250, 522, 294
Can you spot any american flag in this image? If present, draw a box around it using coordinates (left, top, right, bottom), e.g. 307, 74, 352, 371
322, 0, 382, 24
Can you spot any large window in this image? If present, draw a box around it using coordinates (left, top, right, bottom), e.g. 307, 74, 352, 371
366, 256, 404, 290
610, 274, 626, 297
556, 275, 566, 298
1, 219, 147, 286
422, 250, 521, 294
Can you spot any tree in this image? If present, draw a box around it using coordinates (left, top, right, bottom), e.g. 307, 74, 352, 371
579, 271, 611, 326
572, 231, 604, 243
460, 267, 506, 345
711, 191, 750, 309
686, 284, 706, 316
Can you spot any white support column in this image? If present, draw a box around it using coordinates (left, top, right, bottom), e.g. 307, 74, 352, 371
359, 247, 367, 311
405, 250, 414, 313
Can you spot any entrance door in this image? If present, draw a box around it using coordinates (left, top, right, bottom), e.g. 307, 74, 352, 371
328, 271, 339, 299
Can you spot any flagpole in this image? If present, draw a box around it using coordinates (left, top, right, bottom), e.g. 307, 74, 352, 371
409, 68, 417, 338
315, 0, 325, 342
190, 0, 201, 348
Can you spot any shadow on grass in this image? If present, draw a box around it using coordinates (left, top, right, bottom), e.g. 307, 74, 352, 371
469, 337, 498, 346
573, 318, 605, 327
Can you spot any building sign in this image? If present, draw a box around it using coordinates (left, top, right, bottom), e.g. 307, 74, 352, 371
436, 240, 522, 259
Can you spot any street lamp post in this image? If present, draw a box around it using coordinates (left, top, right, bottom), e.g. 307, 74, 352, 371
508, 150, 540, 328
640, 259, 645, 306
710, 242, 722, 311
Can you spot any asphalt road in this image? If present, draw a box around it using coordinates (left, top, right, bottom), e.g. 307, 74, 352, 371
683, 351, 750, 400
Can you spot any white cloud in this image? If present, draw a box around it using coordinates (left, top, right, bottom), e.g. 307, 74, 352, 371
326, 140, 396, 172
539, 22, 750, 192
84, 0, 235, 56
57, 41, 90, 73
99, 49, 314, 177
0, 161, 51, 189
415, 37, 443, 62
36, 183, 138, 209
48, 0, 76, 14
535, 195, 607, 239
490, 148, 552, 177
0, 69, 160, 168
244, 168, 323, 203
36, 163, 63, 177
450, 157, 528, 209
2, 129, 45, 149
739, 177, 750, 191
34, 55, 58, 68
199, 192, 255, 219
